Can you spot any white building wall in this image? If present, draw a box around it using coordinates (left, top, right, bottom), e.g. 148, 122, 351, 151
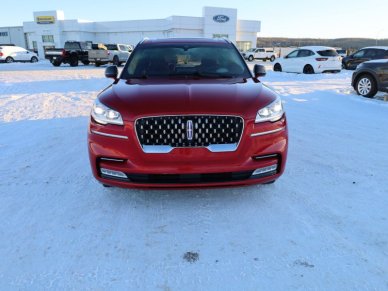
168, 16, 203, 30
23, 11, 67, 56
170, 29, 203, 38
237, 20, 261, 48
0, 27, 26, 47
3, 8, 260, 57
202, 7, 237, 43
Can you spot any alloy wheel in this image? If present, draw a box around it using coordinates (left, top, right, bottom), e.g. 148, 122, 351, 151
357, 78, 372, 95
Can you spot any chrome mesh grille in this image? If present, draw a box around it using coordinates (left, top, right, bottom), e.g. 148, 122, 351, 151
135, 115, 244, 148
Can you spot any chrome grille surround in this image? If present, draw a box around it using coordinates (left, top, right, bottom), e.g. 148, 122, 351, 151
135, 115, 244, 153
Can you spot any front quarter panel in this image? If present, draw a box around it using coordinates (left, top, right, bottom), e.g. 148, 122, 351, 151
353, 65, 381, 89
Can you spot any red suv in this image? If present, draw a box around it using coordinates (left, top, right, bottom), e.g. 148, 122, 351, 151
88, 38, 288, 188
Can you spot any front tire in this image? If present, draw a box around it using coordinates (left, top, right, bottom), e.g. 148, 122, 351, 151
30, 56, 38, 63
355, 74, 377, 98
70, 56, 78, 67
248, 55, 254, 62
273, 63, 282, 72
270, 55, 276, 62
303, 65, 314, 74
5, 57, 14, 63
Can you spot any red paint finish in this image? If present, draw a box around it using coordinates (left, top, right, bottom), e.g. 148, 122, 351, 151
88, 38, 288, 188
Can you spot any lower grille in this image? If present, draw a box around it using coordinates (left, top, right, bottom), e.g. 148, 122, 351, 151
127, 170, 253, 184
135, 115, 244, 152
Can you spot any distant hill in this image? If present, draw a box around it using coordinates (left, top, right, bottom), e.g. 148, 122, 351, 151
257, 37, 388, 50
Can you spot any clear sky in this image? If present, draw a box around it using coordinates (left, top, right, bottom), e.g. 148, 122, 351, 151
1, 0, 387, 39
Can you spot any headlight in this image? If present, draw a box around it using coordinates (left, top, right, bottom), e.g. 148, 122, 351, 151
91, 99, 123, 125
255, 96, 284, 123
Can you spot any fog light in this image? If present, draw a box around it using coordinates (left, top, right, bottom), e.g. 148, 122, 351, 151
100, 168, 127, 179
252, 164, 277, 176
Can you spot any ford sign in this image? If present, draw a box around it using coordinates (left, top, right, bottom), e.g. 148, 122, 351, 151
213, 15, 230, 23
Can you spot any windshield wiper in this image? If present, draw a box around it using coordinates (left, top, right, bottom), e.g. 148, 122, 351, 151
198, 73, 235, 79
187, 71, 236, 79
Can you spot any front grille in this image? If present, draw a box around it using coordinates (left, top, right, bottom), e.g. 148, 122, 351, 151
127, 170, 253, 184
135, 115, 244, 148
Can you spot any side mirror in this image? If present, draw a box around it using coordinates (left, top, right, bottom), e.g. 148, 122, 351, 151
253, 64, 266, 78
105, 65, 118, 79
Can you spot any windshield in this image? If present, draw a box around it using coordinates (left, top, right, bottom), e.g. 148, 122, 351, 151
121, 44, 251, 79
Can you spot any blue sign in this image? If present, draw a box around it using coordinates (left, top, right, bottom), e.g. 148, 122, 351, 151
213, 15, 230, 23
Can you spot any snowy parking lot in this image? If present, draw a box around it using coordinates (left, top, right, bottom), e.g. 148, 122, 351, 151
0, 61, 387, 290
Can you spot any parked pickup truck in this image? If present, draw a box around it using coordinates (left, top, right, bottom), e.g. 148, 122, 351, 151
242, 48, 277, 62
45, 41, 91, 67
88, 43, 132, 67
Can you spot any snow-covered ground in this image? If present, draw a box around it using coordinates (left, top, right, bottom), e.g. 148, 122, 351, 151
0, 61, 387, 290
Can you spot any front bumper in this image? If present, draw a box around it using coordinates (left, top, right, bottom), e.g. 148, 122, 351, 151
351, 72, 357, 87
88, 116, 288, 188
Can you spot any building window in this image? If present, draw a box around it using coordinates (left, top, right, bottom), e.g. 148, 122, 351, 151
236, 41, 252, 52
0, 32, 9, 37
213, 34, 229, 39
42, 35, 54, 43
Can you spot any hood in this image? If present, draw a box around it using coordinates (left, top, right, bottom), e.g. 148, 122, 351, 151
99, 78, 277, 121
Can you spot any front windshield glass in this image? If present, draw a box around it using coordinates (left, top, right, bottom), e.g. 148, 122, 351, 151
122, 44, 251, 79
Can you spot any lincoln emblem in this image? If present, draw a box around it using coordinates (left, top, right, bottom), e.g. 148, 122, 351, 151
186, 120, 193, 140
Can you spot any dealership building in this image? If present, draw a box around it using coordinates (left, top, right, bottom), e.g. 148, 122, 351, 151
0, 7, 260, 57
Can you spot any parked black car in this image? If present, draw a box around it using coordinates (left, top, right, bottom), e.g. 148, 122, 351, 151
351, 60, 388, 97
342, 46, 388, 70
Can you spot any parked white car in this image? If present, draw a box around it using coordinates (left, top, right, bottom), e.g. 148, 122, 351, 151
273, 46, 341, 74
242, 48, 277, 62
0, 45, 39, 63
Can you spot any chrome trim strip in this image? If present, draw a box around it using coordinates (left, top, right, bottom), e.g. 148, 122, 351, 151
250, 127, 285, 137
142, 143, 238, 154
47, 52, 63, 56
143, 145, 173, 154
207, 143, 238, 153
91, 130, 128, 140
135, 114, 245, 153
